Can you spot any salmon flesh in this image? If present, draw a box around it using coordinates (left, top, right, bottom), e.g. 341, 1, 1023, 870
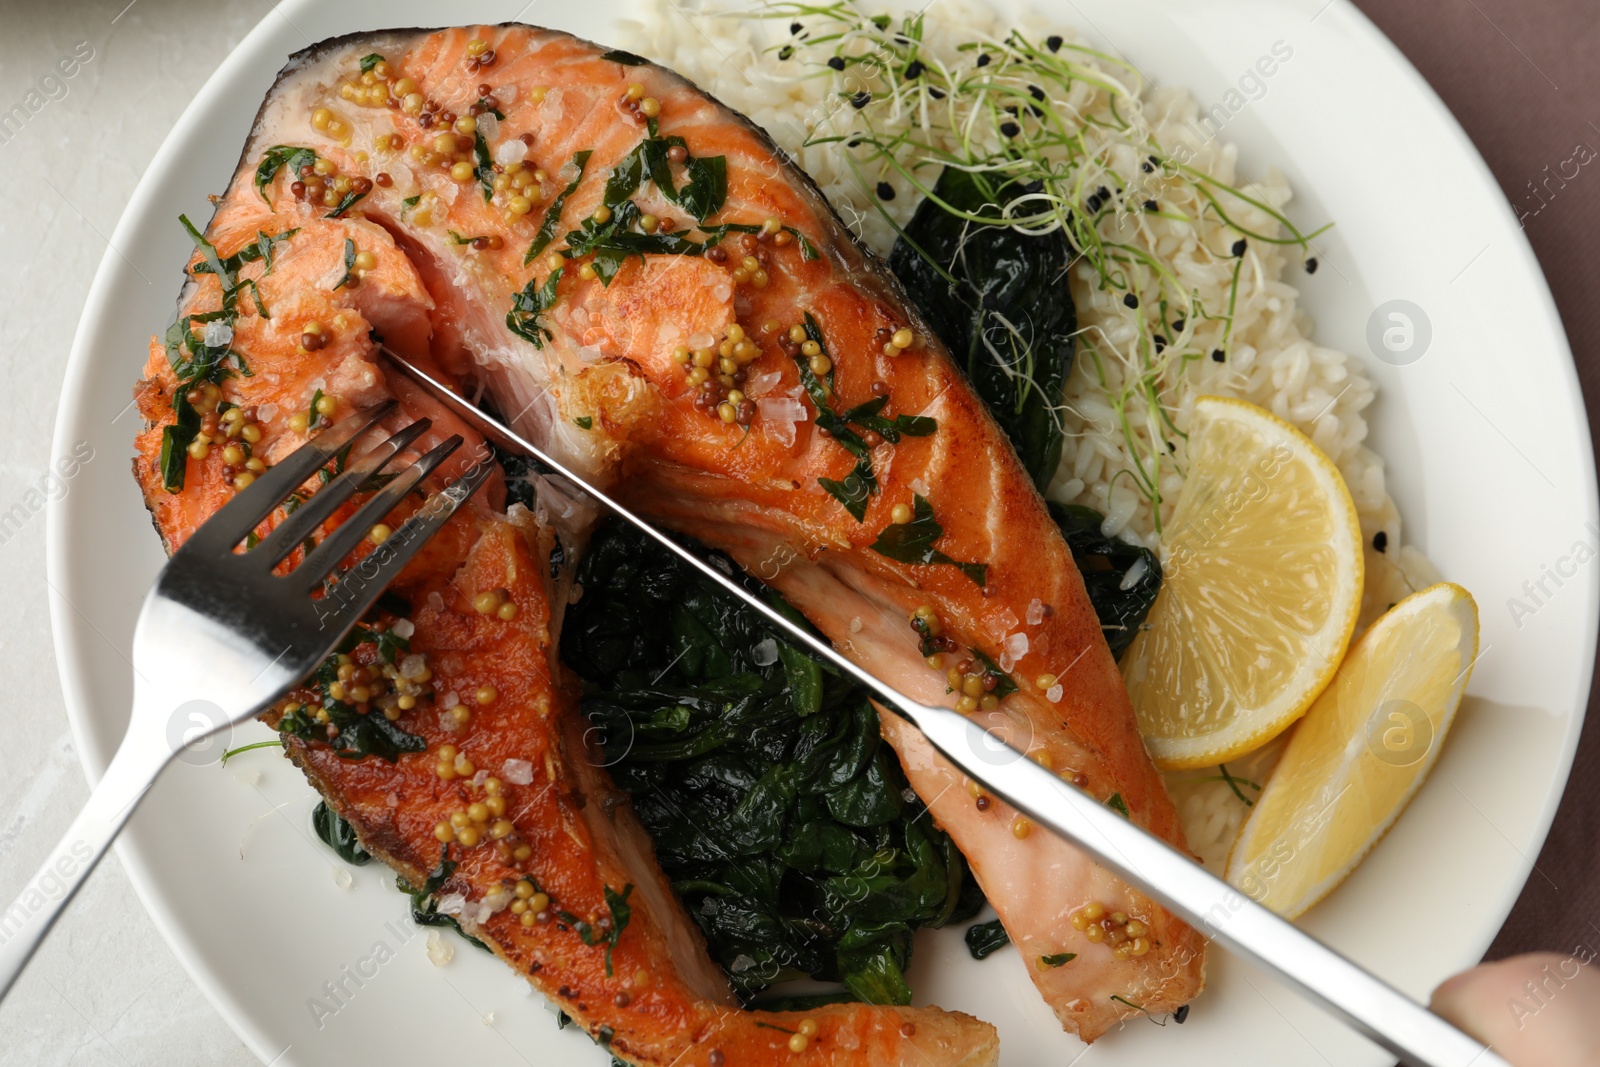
131, 22, 1205, 1061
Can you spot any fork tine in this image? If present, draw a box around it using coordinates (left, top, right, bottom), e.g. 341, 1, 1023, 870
249, 419, 434, 568
307, 459, 496, 637
291, 434, 465, 589
177, 401, 398, 558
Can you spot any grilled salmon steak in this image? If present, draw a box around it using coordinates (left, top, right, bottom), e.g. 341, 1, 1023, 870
132, 22, 1205, 1056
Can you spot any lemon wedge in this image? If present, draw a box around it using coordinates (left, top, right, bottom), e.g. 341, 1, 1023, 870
1225, 582, 1479, 918
1122, 396, 1364, 769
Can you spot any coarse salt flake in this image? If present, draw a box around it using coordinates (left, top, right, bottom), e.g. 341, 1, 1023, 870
501, 758, 534, 785
494, 138, 528, 165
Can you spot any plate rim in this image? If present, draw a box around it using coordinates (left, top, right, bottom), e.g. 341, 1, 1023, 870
43, 0, 1599, 1062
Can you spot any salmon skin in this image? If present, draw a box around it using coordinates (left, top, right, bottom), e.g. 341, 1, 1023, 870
130, 20, 1203, 1057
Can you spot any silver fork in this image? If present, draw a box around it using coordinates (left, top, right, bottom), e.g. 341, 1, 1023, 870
0, 400, 491, 999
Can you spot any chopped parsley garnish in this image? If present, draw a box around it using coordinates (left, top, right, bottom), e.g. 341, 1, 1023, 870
525, 150, 592, 264
254, 145, 317, 201
400, 194, 421, 218
332, 238, 357, 290
818, 471, 873, 522
869, 494, 987, 587
394, 852, 493, 954
162, 215, 273, 491
473, 129, 495, 203
798, 311, 836, 393
562, 199, 703, 285
968, 649, 1017, 699
839, 395, 937, 442
784, 226, 820, 260
794, 314, 871, 517
358, 53, 385, 73
574, 416, 593, 429
325, 186, 368, 218
675, 153, 727, 223
158, 390, 200, 492
1038, 952, 1077, 968
190, 227, 298, 286
506, 264, 564, 347
557, 884, 633, 977
793, 313, 935, 521
608, 135, 727, 224
1107, 792, 1131, 818
276, 627, 428, 761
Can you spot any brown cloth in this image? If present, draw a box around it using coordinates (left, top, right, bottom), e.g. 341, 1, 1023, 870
1349, 0, 1600, 959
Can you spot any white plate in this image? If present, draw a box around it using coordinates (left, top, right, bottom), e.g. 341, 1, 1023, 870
46, 0, 1598, 1063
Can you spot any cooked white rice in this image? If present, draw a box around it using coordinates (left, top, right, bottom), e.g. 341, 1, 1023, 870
621, 0, 1439, 869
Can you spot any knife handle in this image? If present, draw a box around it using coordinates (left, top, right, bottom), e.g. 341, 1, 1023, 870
906, 703, 1508, 1067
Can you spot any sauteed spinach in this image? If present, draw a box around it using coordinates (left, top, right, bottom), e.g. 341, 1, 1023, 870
562, 522, 984, 1005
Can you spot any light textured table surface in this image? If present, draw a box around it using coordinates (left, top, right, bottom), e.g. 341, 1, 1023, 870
1, 1, 1595, 1065
0, 3, 270, 1063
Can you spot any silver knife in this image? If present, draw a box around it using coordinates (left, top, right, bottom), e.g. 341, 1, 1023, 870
380, 346, 1508, 1067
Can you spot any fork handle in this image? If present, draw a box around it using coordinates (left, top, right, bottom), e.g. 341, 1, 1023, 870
0, 725, 172, 1001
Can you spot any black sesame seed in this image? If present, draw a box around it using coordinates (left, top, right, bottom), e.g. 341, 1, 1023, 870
1085, 195, 1102, 212
1373, 530, 1388, 553
1231, 238, 1247, 256
929, 87, 946, 99
847, 137, 861, 148
1029, 84, 1045, 101
1144, 199, 1158, 211
778, 45, 794, 60
1004, 103, 1019, 116
851, 91, 872, 108
905, 60, 924, 79
1047, 34, 1063, 51
876, 181, 895, 200
1000, 121, 1020, 138
1305, 257, 1319, 274
1211, 348, 1225, 362
1123, 293, 1139, 309
1174, 1005, 1190, 1025
1029, 104, 1043, 118
1140, 161, 1154, 173
1166, 439, 1177, 453
827, 55, 845, 71
1172, 318, 1186, 332
1153, 335, 1167, 352
790, 21, 803, 34
1096, 185, 1110, 200
977, 52, 991, 67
